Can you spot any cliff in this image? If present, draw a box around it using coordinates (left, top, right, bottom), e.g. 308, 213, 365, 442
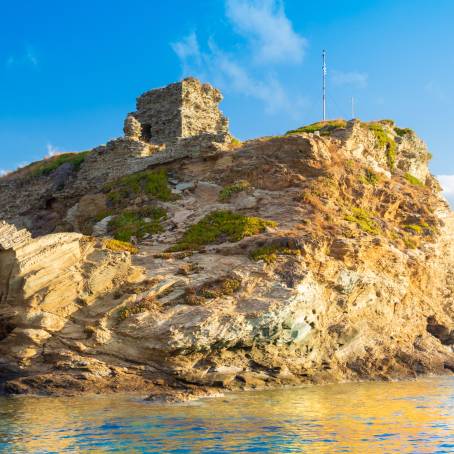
0, 80, 453, 397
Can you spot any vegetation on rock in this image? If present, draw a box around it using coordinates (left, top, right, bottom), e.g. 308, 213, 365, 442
250, 244, 301, 264
219, 180, 251, 201
404, 173, 424, 187
394, 127, 413, 137
286, 119, 347, 136
360, 168, 380, 186
104, 239, 139, 254
30, 151, 90, 177
104, 169, 174, 205
169, 210, 277, 251
367, 123, 397, 170
117, 298, 155, 321
109, 207, 167, 241
184, 276, 242, 305
345, 207, 381, 235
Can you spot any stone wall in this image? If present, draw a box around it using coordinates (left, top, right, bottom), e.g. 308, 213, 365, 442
132, 77, 229, 143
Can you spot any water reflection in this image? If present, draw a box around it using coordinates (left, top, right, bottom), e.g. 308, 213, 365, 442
0, 377, 453, 452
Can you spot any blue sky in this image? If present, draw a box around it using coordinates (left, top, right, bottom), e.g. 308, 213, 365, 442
1, 0, 453, 201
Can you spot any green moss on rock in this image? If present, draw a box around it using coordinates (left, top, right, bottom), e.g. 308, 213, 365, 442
31, 151, 90, 177
169, 210, 277, 251
109, 207, 167, 241
219, 180, 251, 201
286, 119, 347, 136
250, 245, 301, 264
368, 123, 397, 170
404, 173, 424, 187
345, 207, 381, 235
105, 169, 174, 205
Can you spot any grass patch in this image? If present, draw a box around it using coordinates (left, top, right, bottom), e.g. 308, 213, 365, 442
404, 173, 424, 187
286, 119, 347, 136
30, 151, 90, 177
403, 236, 418, 249
368, 123, 397, 170
219, 180, 251, 201
169, 210, 277, 251
402, 221, 433, 236
104, 239, 139, 254
403, 224, 423, 235
109, 207, 167, 241
228, 137, 243, 149
394, 127, 413, 137
345, 207, 381, 235
360, 168, 379, 186
104, 169, 174, 205
250, 245, 301, 264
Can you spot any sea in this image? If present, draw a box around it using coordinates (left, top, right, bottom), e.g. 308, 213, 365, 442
0, 377, 453, 453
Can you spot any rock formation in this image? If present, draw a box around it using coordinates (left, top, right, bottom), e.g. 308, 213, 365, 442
0, 79, 453, 397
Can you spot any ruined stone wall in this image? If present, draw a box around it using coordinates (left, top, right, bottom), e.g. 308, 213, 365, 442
132, 77, 229, 143
180, 77, 229, 138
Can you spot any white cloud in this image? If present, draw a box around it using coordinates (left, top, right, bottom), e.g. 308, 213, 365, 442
225, 0, 307, 64
437, 174, 454, 208
0, 169, 11, 177
5, 46, 39, 69
332, 70, 368, 88
171, 0, 308, 117
46, 143, 63, 158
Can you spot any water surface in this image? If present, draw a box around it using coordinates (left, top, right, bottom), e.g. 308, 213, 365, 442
0, 377, 453, 453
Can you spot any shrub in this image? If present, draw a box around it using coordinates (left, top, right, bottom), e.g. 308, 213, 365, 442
229, 137, 243, 149
31, 151, 90, 177
360, 169, 379, 186
394, 127, 413, 137
109, 207, 167, 241
169, 210, 277, 251
286, 119, 347, 136
404, 173, 424, 187
250, 245, 301, 264
104, 239, 139, 254
117, 299, 155, 321
345, 207, 381, 235
368, 123, 397, 170
219, 180, 251, 201
104, 169, 174, 204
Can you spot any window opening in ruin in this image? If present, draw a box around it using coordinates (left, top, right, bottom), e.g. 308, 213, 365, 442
142, 124, 152, 142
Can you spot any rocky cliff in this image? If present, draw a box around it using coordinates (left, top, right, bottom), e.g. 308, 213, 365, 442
0, 80, 453, 397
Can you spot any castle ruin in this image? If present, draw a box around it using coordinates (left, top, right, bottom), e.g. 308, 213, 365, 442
126, 77, 230, 146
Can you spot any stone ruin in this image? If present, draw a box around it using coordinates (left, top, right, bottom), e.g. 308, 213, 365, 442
127, 77, 230, 146
62, 78, 233, 197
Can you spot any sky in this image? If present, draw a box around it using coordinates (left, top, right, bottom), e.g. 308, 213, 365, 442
1, 0, 453, 203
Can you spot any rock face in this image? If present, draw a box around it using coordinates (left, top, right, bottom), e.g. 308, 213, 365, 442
0, 80, 453, 396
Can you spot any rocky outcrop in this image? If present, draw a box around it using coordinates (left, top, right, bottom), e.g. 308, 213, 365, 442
0, 78, 234, 235
0, 79, 453, 397
0, 223, 143, 384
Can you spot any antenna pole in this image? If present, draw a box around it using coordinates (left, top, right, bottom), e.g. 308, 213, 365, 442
322, 50, 327, 121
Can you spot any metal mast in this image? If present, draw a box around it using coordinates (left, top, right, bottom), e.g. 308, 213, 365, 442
322, 50, 327, 121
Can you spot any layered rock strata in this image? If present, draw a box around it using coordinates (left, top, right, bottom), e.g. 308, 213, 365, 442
0, 80, 452, 397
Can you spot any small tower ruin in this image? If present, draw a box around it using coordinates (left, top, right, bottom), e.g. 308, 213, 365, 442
127, 77, 230, 146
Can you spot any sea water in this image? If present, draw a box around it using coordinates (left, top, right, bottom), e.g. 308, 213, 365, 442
0, 377, 453, 453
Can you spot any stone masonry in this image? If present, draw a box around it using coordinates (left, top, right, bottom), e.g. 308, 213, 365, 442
131, 77, 229, 144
